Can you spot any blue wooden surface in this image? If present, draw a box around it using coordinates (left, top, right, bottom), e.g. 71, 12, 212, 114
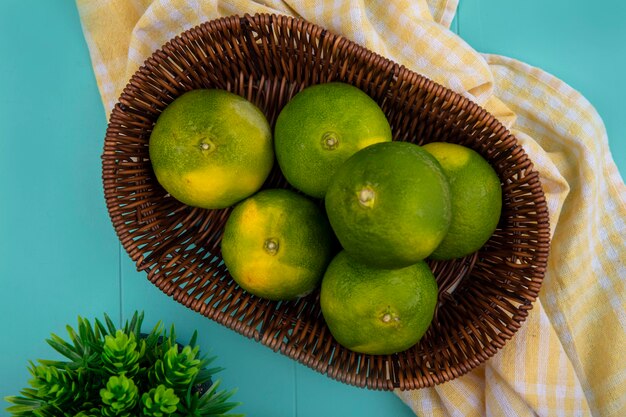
0, 1, 624, 416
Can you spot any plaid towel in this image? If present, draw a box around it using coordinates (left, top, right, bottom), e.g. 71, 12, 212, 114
76, 1, 626, 415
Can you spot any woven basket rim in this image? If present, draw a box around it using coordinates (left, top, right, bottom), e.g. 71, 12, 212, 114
102, 13, 551, 391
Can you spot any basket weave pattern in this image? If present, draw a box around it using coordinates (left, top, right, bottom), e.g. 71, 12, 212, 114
103, 14, 550, 390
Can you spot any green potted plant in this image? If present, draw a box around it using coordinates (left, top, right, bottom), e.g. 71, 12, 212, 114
5, 312, 243, 417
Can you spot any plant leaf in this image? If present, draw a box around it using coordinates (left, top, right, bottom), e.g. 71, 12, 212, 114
103, 314, 117, 335
188, 331, 198, 348
45, 337, 79, 362
94, 318, 109, 338
127, 311, 143, 338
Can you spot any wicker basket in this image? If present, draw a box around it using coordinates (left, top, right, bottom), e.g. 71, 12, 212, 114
103, 13, 550, 390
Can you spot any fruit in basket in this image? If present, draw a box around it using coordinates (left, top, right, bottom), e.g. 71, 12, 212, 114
325, 141, 451, 269
320, 251, 438, 355
149, 89, 273, 209
422, 142, 502, 260
221, 189, 333, 301
274, 82, 392, 198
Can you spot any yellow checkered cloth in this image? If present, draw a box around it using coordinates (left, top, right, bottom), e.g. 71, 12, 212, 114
77, 1, 626, 415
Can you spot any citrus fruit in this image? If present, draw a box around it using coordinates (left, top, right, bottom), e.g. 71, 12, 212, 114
320, 251, 438, 355
220, 189, 333, 301
149, 89, 273, 209
422, 142, 502, 260
274, 82, 392, 198
324, 141, 451, 269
